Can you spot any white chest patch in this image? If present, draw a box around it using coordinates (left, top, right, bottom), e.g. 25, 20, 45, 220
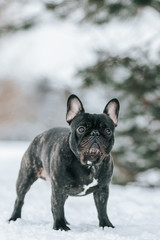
77, 179, 98, 196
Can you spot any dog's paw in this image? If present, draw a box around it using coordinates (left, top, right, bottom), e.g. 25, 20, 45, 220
8, 215, 20, 222
53, 220, 71, 231
99, 217, 115, 229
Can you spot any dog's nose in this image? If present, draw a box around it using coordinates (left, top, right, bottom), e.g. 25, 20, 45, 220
90, 130, 100, 137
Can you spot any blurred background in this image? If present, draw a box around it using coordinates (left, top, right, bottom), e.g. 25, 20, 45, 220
0, 0, 160, 186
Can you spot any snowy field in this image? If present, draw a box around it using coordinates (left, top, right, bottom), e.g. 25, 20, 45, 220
0, 141, 160, 240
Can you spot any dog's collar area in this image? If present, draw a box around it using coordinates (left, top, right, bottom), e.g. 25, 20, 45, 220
86, 164, 100, 180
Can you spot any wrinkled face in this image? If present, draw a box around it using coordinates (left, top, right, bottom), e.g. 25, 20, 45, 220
66, 94, 120, 166
70, 113, 115, 166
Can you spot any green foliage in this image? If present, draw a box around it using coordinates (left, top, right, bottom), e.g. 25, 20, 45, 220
78, 53, 160, 99
77, 49, 160, 182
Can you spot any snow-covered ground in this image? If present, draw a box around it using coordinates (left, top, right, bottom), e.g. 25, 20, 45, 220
0, 141, 160, 240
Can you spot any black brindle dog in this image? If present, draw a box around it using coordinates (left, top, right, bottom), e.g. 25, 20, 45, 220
9, 94, 120, 231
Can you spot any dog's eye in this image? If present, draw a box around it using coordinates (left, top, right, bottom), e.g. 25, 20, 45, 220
105, 128, 112, 136
77, 126, 86, 134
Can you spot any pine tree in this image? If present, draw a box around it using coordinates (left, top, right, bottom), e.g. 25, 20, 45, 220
78, 52, 160, 183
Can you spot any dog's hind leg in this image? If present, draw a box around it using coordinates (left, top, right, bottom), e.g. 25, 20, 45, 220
9, 154, 40, 222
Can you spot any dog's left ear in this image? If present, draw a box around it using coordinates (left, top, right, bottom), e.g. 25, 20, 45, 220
103, 98, 120, 127
66, 94, 85, 124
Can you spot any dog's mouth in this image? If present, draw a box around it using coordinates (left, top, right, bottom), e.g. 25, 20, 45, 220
80, 143, 104, 166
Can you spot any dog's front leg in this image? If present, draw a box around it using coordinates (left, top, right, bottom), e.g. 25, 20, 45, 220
93, 185, 114, 229
51, 181, 70, 231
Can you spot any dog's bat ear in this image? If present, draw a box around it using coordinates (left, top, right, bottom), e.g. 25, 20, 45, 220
66, 94, 85, 124
103, 98, 120, 127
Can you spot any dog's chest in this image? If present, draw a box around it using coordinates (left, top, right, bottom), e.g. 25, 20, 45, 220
66, 164, 99, 196
77, 178, 98, 196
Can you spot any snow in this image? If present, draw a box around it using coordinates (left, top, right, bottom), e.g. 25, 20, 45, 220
136, 169, 160, 187
0, 141, 160, 240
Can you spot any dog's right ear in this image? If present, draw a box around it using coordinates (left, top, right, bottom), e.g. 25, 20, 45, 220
66, 94, 85, 124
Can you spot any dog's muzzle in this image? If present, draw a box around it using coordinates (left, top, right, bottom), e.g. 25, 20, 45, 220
80, 143, 104, 166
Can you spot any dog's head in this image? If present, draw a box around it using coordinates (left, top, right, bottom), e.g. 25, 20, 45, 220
66, 94, 120, 166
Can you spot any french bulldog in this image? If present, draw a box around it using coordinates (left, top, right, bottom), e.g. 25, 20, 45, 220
9, 94, 120, 231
